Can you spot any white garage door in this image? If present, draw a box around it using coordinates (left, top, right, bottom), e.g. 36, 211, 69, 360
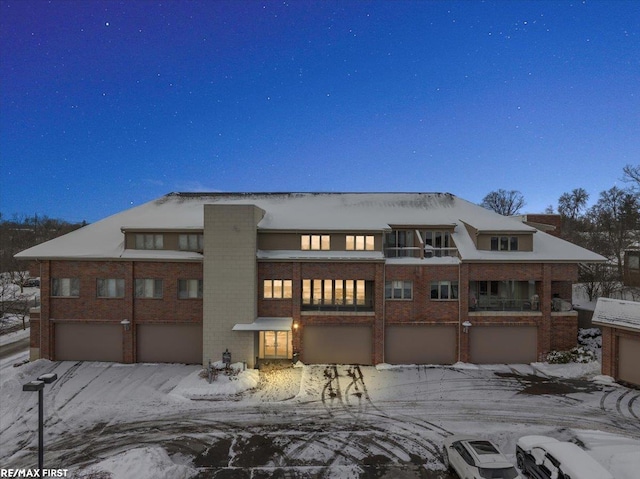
470, 326, 537, 364
55, 323, 122, 362
619, 336, 640, 386
137, 323, 202, 364
303, 325, 372, 365
385, 325, 456, 364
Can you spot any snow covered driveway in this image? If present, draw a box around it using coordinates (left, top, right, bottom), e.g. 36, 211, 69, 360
1, 360, 638, 478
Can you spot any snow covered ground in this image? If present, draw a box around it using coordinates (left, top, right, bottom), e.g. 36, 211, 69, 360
1, 353, 638, 479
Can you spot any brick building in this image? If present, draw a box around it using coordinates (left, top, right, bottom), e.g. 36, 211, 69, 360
16, 192, 605, 367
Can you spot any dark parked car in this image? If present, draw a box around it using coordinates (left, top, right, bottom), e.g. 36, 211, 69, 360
516, 436, 613, 479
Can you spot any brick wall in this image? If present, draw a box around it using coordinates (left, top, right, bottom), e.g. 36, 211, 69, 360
47, 260, 202, 323
36, 259, 202, 361
385, 263, 459, 322
549, 315, 579, 351
600, 327, 614, 376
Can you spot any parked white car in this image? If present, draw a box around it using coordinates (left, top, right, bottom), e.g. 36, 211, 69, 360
516, 435, 613, 479
443, 435, 521, 479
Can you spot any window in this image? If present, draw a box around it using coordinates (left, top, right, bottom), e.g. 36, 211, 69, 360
135, 234, 163, 249
301, 234, 330, 250
491, 236, 519, 251
263, 279, 292, 299
346, 235, 375, 251
178, 279, 203, 299
51, 278, 80, 297
302, 279, 368, 306
629, 254, 640, 270
430, 281, 459, 300
423, 230, 451, 248
385, 280, 413, 300
97, 278, 125, 298
135, 279, 163, 298
179, 234, 203, 252
385, 230, 414, 257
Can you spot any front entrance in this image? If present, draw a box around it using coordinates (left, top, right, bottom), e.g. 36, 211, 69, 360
259, 330, 292, 359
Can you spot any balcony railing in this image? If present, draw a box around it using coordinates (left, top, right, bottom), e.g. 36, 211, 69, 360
470, 297, 540, 312
469, 296, 575, 313
385, 247, 458, 259
301, 300, 374, 313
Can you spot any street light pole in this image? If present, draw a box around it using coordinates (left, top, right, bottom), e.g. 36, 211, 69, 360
23, 373, 57, 476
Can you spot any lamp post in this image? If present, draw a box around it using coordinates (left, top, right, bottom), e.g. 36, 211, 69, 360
23, 373, 58, 476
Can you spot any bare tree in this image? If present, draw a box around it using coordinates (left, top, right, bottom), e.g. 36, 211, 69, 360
586, 186, 640, 279
558, 188, 589, 220
480, 189, 526, 216
622, 163, 640, 190
579, 263, 621, 301
557, 188, 590, 246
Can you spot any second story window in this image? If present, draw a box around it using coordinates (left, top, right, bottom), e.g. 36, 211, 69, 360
135, 234, 163, 250
301, 234, 330, 250
178, 279, 203, 299
431, 280, 459, 300
385, 280, 413, 300
135, 279, 163, 299
51, 278, 80, 297
346, 235, 375, 251
491, 236, 519, 251
179, 234, 203, 252
97, 278, 125, 298
263, 279, 293, 299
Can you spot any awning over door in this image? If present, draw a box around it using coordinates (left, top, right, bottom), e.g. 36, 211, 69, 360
232, 317, 293, 331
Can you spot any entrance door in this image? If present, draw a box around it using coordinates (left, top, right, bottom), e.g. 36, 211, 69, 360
260, 331, 291, 359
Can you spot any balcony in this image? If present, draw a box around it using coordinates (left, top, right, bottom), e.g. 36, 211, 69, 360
469, 296, 574, 313
301, 300, 374, 313
470, 296, 540, 312
384, 246, 458, 259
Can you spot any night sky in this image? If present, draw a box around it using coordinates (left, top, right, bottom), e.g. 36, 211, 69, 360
2, 0, 639, 223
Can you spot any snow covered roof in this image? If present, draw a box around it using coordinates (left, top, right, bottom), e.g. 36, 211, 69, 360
592, 298, 640, 332
15, 192, 606, 263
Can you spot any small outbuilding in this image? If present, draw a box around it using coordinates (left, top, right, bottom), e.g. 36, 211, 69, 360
592, 297, 640, 387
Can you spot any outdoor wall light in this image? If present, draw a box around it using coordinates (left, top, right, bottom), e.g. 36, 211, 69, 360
462, 321, 472, 334
293, 321, 299, 330
120, 319, 131, 331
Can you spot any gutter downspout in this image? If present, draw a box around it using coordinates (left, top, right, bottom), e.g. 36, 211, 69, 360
382, 261, 386, 365
457, 259, 462, 363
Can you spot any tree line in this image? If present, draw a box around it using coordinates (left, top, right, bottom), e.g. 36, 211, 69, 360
0, 213, 86, 284
481, 164, 640, 298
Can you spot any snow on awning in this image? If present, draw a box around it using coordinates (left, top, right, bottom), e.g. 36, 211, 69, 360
232, 317, 293, 331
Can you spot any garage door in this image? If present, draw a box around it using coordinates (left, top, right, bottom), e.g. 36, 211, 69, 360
470, 326, 537, 364
619, 336, 640, 386
55, 323, 122, 362
303, 325, 372, 365
137, 323, 202, 364
385, 325, 456, 364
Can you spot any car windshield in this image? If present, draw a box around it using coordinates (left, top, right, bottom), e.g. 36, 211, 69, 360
469, 440, 500, 454
478, 466, 519, 479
